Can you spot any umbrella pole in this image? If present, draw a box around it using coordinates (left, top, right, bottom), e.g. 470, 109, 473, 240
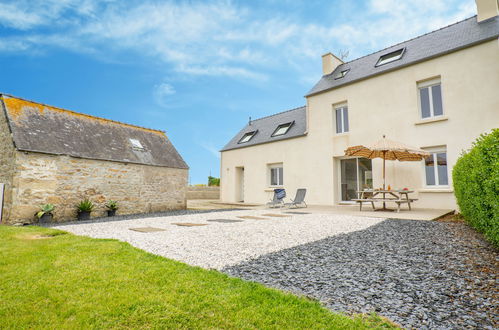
383, 151, 386, 210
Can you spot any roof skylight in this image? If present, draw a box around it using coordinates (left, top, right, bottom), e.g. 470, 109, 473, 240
375, 48, 405, 67
129, 138, 144, 150
334, 69, 350, 80
238, 131, 257, 144
271, 122, 294, 137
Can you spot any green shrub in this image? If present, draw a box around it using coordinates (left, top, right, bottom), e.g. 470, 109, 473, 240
105, 200, 118, 210
76, 199, 94, 212
453, 129, 499, 247
36, 204, 55, 219
208, 176, 220, 186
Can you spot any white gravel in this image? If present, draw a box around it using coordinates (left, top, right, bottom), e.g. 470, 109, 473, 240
53, 209, 385, 270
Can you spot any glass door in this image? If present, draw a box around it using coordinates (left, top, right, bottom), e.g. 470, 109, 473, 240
340, 158, 372, 202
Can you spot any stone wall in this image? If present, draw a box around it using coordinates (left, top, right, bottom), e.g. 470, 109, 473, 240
7, 152, 188, 223
0, 104, 16, 222
186, 186, 220, 200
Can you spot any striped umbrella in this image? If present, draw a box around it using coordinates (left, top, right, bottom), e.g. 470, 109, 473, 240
345, 135, 430, 190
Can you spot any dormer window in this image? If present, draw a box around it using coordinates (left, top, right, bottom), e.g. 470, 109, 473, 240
334, 69, 350, 80
271, 122, 294, 137
375, 48, 405, 67
238, 131, 257, 144
129, 138, 144, 150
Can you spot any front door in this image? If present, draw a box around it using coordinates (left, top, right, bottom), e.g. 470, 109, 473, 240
235, 167, 244, 202
340, 158, 372, 202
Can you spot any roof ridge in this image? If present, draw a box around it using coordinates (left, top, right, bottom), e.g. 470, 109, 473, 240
0, 93, 166, 134
250, 105, 306, 123
336, 15, 477, 70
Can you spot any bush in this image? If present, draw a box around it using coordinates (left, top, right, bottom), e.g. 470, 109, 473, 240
76, 199, 94, 212
453, 129, 499, 247
208, 176, 220, 186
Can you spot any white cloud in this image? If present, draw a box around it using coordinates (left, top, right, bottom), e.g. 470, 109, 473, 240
0, 0, 478, 80
153, 82, 176, 108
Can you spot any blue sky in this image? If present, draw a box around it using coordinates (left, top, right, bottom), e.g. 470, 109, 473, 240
0, 0, 475, 184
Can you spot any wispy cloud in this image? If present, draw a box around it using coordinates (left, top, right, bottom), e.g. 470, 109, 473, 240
0, 0, 477, 79
153, 82, 176, 108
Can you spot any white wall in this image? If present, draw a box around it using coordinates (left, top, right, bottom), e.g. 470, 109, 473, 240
221, 40, 499, 209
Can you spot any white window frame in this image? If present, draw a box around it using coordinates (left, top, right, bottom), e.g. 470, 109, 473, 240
129, 138, 144, 150
268, 163, 284, 187
334, 104, 349, 134
418, 78, 444, 119
422, 147, 449, 188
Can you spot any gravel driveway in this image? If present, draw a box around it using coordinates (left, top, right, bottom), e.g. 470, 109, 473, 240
224, 219, 498, 329
53, 209, 383, 269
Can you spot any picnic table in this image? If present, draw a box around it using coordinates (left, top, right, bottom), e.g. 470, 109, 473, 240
352, 189, 417, 212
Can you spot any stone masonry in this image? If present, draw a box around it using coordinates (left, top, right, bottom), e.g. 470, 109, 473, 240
6, 152, 188, 223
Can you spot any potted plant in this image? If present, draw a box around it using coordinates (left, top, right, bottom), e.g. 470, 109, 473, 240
36, 204, 55, 223
105, 200, 118, 217
76, 199, 94, 220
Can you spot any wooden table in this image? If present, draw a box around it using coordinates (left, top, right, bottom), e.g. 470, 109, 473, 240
353, 189, 416, 212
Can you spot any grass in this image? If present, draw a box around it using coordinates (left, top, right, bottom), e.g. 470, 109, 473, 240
0, 225, 397, 329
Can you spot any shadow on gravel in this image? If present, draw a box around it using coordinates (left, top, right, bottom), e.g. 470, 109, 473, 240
223, 219, 498, 329
45, 208, 243, 227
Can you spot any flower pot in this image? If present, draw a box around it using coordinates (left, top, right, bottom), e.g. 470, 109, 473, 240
77, 211, 91, 221
107, 209, 117, 217
39, 213, 53, 224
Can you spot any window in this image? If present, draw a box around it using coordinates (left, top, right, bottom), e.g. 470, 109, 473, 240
335, 105, 349, 134
129, 138, 144, 150
424, 149, 448, 186
375, 48, 405, 67
238, 131, 257, 144
269, 164, 283, 186
418, 79, 443, 119
334, 69, 350, 80
271, 122, 294, 137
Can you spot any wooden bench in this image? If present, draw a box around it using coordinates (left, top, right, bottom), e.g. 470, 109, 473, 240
352, 198, 418, 212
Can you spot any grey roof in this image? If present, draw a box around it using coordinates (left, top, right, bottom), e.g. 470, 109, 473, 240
307, 15, 499, 96
1, 94, 188, 169
221, 106, 306, 151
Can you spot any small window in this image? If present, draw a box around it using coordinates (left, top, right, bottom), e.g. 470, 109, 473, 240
335, 105, 349, 134
129, 138, 144, 150
238, 131, 257, 144
334, 69, 350, 80
424, 149, 448, 186
271, 122, 294, 137
375, 48, 405, 67
418, 79, 443, 119
269, 164, 284, 186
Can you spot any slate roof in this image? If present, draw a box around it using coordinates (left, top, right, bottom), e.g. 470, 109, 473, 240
221, 106, 306, 151
0, 94, 188, 169
307, 15, 499, 96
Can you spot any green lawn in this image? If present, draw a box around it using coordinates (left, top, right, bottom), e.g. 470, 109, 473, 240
0, 225, 396, 329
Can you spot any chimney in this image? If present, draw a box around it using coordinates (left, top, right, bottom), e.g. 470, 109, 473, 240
322, 52, 344, 76
475, 0, 499, 22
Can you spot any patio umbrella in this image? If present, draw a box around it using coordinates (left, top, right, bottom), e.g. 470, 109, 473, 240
344, 135, 430, 190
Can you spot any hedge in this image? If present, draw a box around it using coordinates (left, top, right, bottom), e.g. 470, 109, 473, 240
452, 129, 499, 247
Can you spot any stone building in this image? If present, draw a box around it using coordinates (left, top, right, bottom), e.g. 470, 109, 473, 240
0, 94, 189, 224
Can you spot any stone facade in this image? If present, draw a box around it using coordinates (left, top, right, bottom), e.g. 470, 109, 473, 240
0, 107, 16, 221
6, 152, 188, 223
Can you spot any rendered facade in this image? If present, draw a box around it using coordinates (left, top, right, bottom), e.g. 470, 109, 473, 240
220, 1, 499, 210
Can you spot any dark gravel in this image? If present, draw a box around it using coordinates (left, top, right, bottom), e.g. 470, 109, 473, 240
223, 219, 498, 329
